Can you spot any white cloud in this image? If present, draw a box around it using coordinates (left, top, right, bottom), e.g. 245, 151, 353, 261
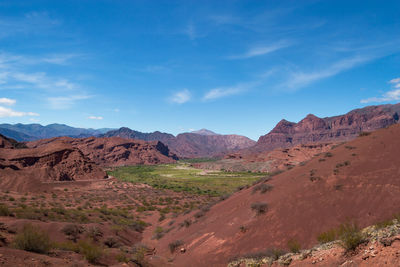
169, 89, 191, 104
88, 116, 103, 120
0, 106, 39, 118
228, 42, 290, 59
47, 95, 91, 110
361, 77, 400, 103
0, 97, 16, 105
203, 82, 256, 101
283, 55, 374, 91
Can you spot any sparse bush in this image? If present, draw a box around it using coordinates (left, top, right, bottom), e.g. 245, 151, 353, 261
87, 226, 103, 241
194, 210, 206, 218
324, 152, 333, 158
0, 204, 11, 216
317, 228, 337, 244
287, 238, 301, 253
14, 224, 52, 254
358, 131, 371, 137
251, 202, 268, 215
239, 225, 247, 233
62, 224, 84, 242
339, 222, 364, 251
77, 239, 102, 264
168, 240, 183, 253
252, 183, 273, 194
104, 236, 121, 248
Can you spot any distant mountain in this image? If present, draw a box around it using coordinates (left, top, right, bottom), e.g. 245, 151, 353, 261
190, 129, 218, 136
251, 103, 400, 152
102, 127, 256, 158
0, 123, 113, 141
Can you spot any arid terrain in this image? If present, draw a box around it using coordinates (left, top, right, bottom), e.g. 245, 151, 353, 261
0, 104, 400, 266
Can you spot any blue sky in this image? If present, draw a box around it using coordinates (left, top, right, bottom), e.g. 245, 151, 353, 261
0, 0, 400, 140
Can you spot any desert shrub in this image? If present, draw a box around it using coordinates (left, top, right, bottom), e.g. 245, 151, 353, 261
87, 226, 103, 241
239, 225, 248, 233
251, 202, 268, 215
317, 228, 337, 244
324, 152, 333, 158
62, 224, 84, 242
318, 158, 326, 162
14, 224, 52, 254
358, 131, 371, 137
194, 210, 206, 218
238, 248, 285, 261
252, 184, 273, 194
116, 252, 129, 263
375, 218, 395, 229
287, 238, 301, 253
338, 222, 364, 251
168, 240, 183, 253
179, 219, 192, 228
104, 236, 121, 248
129, 220, 147, 233
0, 204, 11, 216
77, 239, 102, 264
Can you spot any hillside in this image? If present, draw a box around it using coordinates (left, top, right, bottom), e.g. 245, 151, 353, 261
151, 123, 400, 266
28, 136, 178, 167
0, 136, 107, 192
102, 128, 256, 158
251, 103, 400, 152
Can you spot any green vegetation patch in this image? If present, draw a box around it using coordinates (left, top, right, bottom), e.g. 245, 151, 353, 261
108, 163, 264, 196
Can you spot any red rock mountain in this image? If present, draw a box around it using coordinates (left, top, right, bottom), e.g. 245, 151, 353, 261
28, 136, 178, 166
252, 103, 400, 152
102, 128, 256, 158
0, 136, 106, 192
152, 123, 400, 266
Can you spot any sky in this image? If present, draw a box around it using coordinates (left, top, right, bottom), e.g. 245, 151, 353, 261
0, 0, 400, 140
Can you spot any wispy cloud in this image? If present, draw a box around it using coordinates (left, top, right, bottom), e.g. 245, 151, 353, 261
283, 55, 374, 91
228, 41, 290, 59
169, 89, 191, 104
88, 116, 103, 120
0, 97, 16, 105
0, 106, 39, 118
361, 78, 400, 103
203, 82, 257, 101
47, 95, 92, 110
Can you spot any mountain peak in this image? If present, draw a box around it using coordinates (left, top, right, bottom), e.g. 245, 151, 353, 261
191, 129, 218, 136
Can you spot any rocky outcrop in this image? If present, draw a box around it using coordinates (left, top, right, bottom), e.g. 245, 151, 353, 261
253, 103, 400, 152
0, 139, 107, 191
102, 128, 256, 158
28, 136, 178, 167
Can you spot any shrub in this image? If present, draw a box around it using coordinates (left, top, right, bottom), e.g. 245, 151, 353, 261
358, 131, 371, 137
194, 210, 206, 218
317, 228, 337, 244
287, 238, 301, 253
0, 204, 11, 216
104, 236, 121, 248
62, 224, 84, 242
324, 152, 333, 158
77, 239, 102, 264
168, 240, 183, 253
14, 224, 52, 254
251, 202, 268, 215
339, 222, 364, 251
252, 184, 273, 194
87, 226, 103, 241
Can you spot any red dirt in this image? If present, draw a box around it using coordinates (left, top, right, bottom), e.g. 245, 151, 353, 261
151, 124, 400, 266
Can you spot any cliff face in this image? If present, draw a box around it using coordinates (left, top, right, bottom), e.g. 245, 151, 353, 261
253, 103, 400, 152
0, 137, 107, 191
28, 136, 178, 167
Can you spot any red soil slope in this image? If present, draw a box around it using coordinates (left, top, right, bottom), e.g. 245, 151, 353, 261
28, 136, 178, 166
0, 137, 106, 192
153, 124, 400, 266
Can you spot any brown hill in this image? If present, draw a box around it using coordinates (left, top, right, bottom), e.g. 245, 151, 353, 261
252, 103, 400, 152
151, 123, 400, 266
0, 137, 106, 192
28, 136, 178, 166
101, 128, 256, 158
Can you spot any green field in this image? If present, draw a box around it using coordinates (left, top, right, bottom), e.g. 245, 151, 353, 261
108, 163, 266, 196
